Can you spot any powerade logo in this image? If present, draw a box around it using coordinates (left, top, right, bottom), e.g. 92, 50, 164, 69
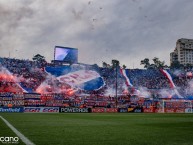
0, 107, 23, 113
60, 108, 89, 113
0, 137, 19, 144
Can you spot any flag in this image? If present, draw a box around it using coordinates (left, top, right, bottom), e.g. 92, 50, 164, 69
160, 69, 183, 98
120, 69, 133, 87
46, 66, 105, 91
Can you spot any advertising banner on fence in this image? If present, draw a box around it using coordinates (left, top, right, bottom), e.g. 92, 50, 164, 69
60, 107, 90, 113
0, 107, 24, 113
118, 108, 128, 113
164, 108, 176, 113
128, 107, 143, 113
164, 108, 185, 113
92, 108, 105, 113
128, 108, 134, 112
24, 107, 59, 113
143, 108, 154, 113
185, 108, 193, 113
91, 108, 118, 113
154, 109, 163, 113
133, 107, 143, 113
105, 108, 118, 113
175, 108, 185, 113
0, 100, 24, 106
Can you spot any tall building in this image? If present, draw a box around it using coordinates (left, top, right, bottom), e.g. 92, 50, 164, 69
170, 38, 193, 65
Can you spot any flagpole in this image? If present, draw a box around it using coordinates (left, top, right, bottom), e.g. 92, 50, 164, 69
115, 64, 118, 108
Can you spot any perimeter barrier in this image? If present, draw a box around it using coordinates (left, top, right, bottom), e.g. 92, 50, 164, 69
0, 107, 192, 113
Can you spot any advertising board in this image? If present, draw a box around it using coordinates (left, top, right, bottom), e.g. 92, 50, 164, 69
92, 108, 105, 113
24, 107, 59, 113
54, 46, 78, 63
118, 108, 128, 113
0, 107, 24, 113
60, 107, 90, 113
106, 108, 118, 113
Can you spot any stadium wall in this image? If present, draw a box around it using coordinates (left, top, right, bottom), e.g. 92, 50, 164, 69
0, 107, 192, 113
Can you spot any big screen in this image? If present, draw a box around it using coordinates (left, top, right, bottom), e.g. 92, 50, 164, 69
54, 46, 78, 63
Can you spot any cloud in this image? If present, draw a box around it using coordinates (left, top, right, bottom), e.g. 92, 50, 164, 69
1, 0, 193, 68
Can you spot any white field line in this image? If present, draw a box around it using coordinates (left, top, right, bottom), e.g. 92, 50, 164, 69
0, 115, 35, 145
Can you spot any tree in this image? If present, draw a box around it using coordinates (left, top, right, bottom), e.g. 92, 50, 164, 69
32, 54, 46, 63
102, 59, 122, 69
141, 57, 167, 69
111, 59, 120, 69
185, 63, 193, 69
102, 61, 108, 68
148, 64, 156, 69
152, 57, 166, 69
140, 58, 150, 68
92, 63, 99, 69
122, 64, 127, 69
170, 61, 184, 69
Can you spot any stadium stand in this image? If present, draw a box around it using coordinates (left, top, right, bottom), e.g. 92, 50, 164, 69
0, 57, 193, 108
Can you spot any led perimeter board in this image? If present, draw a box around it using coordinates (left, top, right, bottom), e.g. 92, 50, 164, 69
54, 46, 78, 63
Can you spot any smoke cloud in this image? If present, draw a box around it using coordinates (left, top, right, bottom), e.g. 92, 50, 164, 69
1, 0, 193, 68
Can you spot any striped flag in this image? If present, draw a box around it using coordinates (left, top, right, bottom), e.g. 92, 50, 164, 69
160, 69, 176, 88
120, 69, 133, 87
160, 69, 183, 98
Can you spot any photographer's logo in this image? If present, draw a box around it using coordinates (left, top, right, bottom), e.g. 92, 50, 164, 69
0, 137, 19, 144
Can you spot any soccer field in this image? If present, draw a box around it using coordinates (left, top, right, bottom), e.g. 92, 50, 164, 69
0, 113, 193, 145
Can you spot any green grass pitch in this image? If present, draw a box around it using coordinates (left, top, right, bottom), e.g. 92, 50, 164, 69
0, 113, 193, 145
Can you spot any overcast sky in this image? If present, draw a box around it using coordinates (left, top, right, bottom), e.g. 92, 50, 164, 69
1, 0, 193, 68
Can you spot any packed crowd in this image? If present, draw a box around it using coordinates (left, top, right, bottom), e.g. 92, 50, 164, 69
1, 57, 193, 99
128, 69, 170, 89
0, 57, 47, 92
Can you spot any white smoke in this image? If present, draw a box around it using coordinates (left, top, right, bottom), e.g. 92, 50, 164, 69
185, 79, 193, 96
104, 86, 116, 97
36, 73, 62, 94
172, 69, 183, 77
158, 89, 176, 98
138, 87, 151, 98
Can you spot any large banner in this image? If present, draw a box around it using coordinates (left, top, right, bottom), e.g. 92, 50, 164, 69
164, 108, 185, 113
0, 100, 24, 106
34, 65, 107, 94
185, 108, 193, 113
143, 108, 154, 113
106, 108, 118, 113
24, 107, 59, 113
128, 107, 143, 113
91, 108, 118, 113
0, 107, 24, 113
92, 108, 105, 113
59, 107, 90, 113
24, 93, 41, 99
